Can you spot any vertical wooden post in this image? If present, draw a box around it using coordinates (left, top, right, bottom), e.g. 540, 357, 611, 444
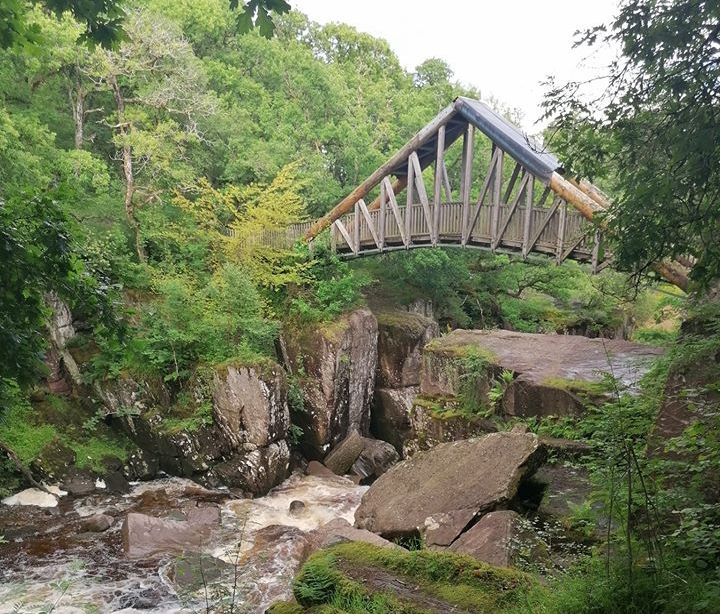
555, 201, 567, 262
406, 157, 415, 245
490, 147, 504, 247
522, 176, 534, 259
379, 178, 387, 250
460, 124, 474, 244
354, 200, 360, 254
592, 229, 601, 273
432, 125, 445, 246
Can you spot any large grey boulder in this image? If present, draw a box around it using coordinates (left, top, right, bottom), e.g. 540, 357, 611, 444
308, 518, 401, 551
448, 510, 547, 568
354, 432, 545, 546
212, 362, 290, 448
285, 309, 378, 457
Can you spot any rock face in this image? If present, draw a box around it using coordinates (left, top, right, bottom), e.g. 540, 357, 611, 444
114, 360, 292, 495
375, 311, 438, 388
354, 432, 545, 545
285, 309, 378, 457
122, 506, 220, 558
213, 363, 289, 448
448, 510, 547, 568
422, 329, 662, 418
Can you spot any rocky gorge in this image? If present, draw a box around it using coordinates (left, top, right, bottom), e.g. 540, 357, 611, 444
1, 299, 668, 612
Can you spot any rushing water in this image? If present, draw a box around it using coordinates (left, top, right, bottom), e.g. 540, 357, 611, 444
0, 473, 367, 613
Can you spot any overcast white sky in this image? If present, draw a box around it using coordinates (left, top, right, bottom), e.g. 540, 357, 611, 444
292, 0, 620, 132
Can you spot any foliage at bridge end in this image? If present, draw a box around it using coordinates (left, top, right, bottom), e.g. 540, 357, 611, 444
544, 0, 720, 291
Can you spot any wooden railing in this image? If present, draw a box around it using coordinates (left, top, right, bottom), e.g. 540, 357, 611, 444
327, 200, 602, 268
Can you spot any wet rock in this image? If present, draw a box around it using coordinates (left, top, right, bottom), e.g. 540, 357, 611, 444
351, 438, 399, 483
289, 500, 306, 515
61, 468, 97, 496
212, 361, 290, 448
422, 329, 662, 418
241, 525, 314, 608
375, 310, 438, 387
103, 470, 131, 494
354, 432, 545, 545
211, 440, 290, 495
121, 507, 220, 558
305, 460, 336, 478
323, 431, 365, 475
81, 513, 114, 532
124, 448, 159, 481
448, 510, 548, 568
2, 485, 65, 507
166, 552, 233, 592
308, 518, 401, 551
285, 309, 378, 457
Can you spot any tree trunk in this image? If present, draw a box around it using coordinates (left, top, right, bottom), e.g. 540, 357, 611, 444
108, 73, 146, 262
68, 81, 85, 150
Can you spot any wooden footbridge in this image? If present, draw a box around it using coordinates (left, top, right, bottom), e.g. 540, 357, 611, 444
248, 97, 690, 288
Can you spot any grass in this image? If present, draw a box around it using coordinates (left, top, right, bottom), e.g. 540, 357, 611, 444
290, 542, 534, 613
160, 401, 214, 434
424, 337, 498, 362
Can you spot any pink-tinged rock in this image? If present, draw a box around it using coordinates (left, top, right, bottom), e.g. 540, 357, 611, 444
121, 506, 220, 558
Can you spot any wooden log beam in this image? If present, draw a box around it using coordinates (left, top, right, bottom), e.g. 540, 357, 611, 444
305, 104, 457, 240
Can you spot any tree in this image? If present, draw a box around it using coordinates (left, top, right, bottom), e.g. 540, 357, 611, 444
90, 8, 216, 261
543, 0, 720, 289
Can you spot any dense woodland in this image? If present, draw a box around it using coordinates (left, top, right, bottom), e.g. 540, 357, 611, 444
1, 0, 720, 612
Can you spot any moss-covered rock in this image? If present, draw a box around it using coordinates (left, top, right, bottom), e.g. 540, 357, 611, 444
289, 541, 534, 613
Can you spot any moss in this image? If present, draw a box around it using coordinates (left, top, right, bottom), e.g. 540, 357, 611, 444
424, 338, 498, 363
541, 377, 611, 397
266, 604, 304, 614
292, 542, 534, 613
160, 401, 213, 434
71, 431, 131, 472
0, 393, 60, 464
376, 310, 431, 336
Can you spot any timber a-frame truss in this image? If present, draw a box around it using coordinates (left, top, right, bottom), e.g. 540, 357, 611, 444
304, 97, 611, 271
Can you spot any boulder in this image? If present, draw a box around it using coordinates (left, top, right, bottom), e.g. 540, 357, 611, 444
121, 506, 220, 558
285, 309, 378, 457
211, 440, 290, 495
323, 431, 365, 475
308, 518, 401, 551
2, 485, 65, 508
351, 438, 399, 483
375, 310, 438, 387
448, 510, 547, 568
124, 448, 159, 481
354, 432, 545, 545
61, 468, 96, 496
421, 330, 662, 418
166, 553, 233, 592
305, 460, 336, 479
212, 362, 290, 448
81, 513, 114, 532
